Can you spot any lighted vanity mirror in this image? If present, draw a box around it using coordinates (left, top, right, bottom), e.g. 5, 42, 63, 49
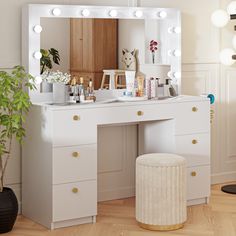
22, 4, 181, 102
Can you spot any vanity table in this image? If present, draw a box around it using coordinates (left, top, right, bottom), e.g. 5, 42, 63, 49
22, 96, 210, 229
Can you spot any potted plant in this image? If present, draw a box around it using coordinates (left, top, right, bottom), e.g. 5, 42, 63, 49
41, 70, 71, 104
40, 48, 60, 92
0, 66, 35, 233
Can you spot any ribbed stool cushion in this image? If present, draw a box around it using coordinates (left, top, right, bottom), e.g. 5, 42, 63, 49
136, 153, 187, 231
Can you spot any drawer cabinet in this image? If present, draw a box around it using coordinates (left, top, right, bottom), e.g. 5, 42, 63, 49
187, 165, 210, 201
53, 144, 97, 184
175, 133, 210, 166
53, 180, 97, 222
175, 102, 210, 135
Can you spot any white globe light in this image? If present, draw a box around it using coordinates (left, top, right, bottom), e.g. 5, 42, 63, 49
81, 9, 90, 17
33, 25, 42, 33
173, 27, 181, 34
167, 71, 172, 78
35, 76, 42, 84
173, 49, 181, 57
173, 72, 181, 79
158, 11, 167, 18
134, 10, 143, 18
52, 8, 61, 16
167, 50, 172, 56
211, 9, 229, 28
227, 1, 236, 15
109, 9, 118, 17
232, 35, 236, 49
219, 48, 235, 66
33, 51, 42, 60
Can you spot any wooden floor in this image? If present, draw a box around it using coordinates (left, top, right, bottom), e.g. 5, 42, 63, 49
5, 183, 236, 236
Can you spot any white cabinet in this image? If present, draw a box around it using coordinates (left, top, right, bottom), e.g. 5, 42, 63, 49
22, 95, 210, 229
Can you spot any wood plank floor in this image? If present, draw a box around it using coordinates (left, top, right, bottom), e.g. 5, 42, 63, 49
5, 183, 236, 236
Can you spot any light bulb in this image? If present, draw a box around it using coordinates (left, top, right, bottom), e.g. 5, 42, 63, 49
33, 25, 42, 33
173, 49, 181, 57
219, 48, 236, 66
81, 9, 90, 17
167, 71, 172, 78
173, 27, 181, 34
173, 72, 181, 79
158, 11, 167, 18
35, 76, 42, 84
167, 50, 172, 56
33, 51, 42, 60
211, 9, 229, 28
52, 8, 61, 16
227, 1, 236, 15
134, 10, 143, 18
109, 9, 118, 17
232, 35, 236, 49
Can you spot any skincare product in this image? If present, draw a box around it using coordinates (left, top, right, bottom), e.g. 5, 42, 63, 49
125, 71, 136, 96
137, 76, 144, 97
79, 77, 85, 102
69, 77, 77, 103
150, 77, 158, 98
145, 78, 151, 99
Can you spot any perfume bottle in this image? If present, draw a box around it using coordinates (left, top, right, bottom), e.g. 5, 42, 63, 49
79, 77, 85, 102
69, 77, 77, 103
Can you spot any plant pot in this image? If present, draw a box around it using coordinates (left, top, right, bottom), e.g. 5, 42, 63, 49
53, 82, 69, 104
41, 81, 53, 93
0, 188, 18, 234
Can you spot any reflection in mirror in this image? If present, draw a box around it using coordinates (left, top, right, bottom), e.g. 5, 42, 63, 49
40, 18, 171, 91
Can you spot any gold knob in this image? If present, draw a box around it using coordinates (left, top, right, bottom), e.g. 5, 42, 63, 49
192, 139, 198, 144
72, 187, 79, 193
191, 171, 197, 177
73, 115, 80, 121
72, 152, 80, 158
137, 111, 144, 116
192, 107, 198, 112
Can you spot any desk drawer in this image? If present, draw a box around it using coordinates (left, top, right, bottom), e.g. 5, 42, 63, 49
187, 165, 210, 201
175, 102, 210, 135
53, 180, 97, 222
53, 145, 97, 184
175, 133, 210, 166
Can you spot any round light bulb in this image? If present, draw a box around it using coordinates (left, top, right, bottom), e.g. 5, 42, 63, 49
52, 8, 61, 16
173, 27, 181, 34
33, 25, 42, 33
167, 71, 172, 78
211, 9, 229, 28
158, 11, 167, 18
173, 72, 181, 79
173, 49, 181, 57
35, 76, 42, 84
109, 9, 118, 17
232, 35, 236, 49
33, 51, 42, 60
219, 48, 236, 66
167, 50, 173, 56
81, 9, 90, 17
227, 1, 236, 15
134, 10, 143, 18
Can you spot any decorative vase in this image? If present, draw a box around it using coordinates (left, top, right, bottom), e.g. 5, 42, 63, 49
152, 52, 155, 64
53, 82, 69, 104
41, 81, 53, 93
0, 188, 18, 234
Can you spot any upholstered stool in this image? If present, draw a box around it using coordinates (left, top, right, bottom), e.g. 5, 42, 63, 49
136, 153, 187, 231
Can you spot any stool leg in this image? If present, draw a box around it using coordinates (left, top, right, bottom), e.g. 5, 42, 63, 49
101, 74, 106, 89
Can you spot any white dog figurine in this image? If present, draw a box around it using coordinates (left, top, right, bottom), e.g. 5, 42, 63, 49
121, 49, 137, 71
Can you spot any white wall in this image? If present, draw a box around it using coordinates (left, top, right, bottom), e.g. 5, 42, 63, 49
1, 0, 235, 208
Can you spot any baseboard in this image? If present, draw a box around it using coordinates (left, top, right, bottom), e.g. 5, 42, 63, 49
211, 171, 236, 184
98, 186, 135, 202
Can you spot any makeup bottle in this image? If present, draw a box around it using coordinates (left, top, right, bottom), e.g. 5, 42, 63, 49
79, 77, 85, 102
70, 77, 77, 103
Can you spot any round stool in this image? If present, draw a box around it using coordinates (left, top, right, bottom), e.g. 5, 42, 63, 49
136, 153, 187, 231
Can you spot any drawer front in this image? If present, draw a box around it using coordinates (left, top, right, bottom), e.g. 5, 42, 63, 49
175, 101, 210, 135
53, 180, 97, 222
52, 109, 98, 146
53, 145, 97, 184
175, 133, 210, 166
187, 165, 210, 201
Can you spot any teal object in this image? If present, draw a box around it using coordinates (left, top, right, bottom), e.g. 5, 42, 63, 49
207, 94, 215, 104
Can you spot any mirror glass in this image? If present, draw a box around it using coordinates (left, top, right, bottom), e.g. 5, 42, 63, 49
40, 18, 172, 91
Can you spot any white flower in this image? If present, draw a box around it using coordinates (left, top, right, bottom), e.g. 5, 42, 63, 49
41, 70, 71, 84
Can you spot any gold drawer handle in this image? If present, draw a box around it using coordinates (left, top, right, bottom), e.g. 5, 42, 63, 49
137, 111, 144, 116
73, 115, 80, 121
72, 187, 79, 193
72, 152, 80, 158
192, 139, 198, 145
192, 107, 198, 112
191, 171, 197, 177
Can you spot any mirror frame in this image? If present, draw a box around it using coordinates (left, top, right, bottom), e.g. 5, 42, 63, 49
22, 4, 181, 102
